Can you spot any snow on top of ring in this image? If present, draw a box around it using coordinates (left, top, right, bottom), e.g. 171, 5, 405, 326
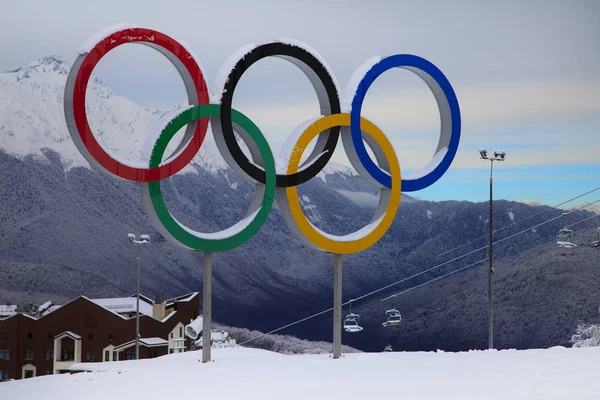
274, 38, 341, 100
141, 104, 195, 167
342, 55, 381, 113
211, 43, 258, 104
176, 38, 208, 85
76, 23, 140, 55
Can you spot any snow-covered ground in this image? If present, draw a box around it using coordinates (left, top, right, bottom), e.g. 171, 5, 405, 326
2, 346, 600, 399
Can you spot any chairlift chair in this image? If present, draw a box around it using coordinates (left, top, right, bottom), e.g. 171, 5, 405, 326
593, 228, 600, 248
556, 213, 577, 248
343, 300, 363, 333
382, 308, 402, 327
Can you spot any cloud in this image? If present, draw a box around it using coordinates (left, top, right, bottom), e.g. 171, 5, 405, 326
523, 200, 544, 206
236, 79, 600, 170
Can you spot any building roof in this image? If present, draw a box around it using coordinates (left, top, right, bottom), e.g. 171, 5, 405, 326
55, 331, 82, 340
165, 292, 199, 306
128, 293, 155, 305
90, 297, 154, 317
113, 337, 168, 351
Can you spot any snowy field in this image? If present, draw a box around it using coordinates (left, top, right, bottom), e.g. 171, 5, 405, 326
2, 346, 600, 399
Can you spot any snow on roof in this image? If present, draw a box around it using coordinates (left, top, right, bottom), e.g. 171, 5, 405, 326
141, 337, 168, 346
113, 337, 168, 351
211, 331, 230, 341
0, 305, 17, 316
55, 331, 82, 340
90, 297, 154, 317
41, 305, 62, 317
38, 301, 53, 313
165, 292, 199, 305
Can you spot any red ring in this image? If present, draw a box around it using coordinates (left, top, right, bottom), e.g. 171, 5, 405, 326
71, 28, 209, 182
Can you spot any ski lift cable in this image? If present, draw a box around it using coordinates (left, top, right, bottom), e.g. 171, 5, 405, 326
380, 201, 600, 301
379, 257, 489, 302
434, 186, 600, 259
564, 213, 600, 229
350, 198, 600, 305
492, 199, 600, 248
237, 197, 600, 346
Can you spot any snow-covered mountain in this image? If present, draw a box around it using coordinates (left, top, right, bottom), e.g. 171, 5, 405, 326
0, 55, 360, 182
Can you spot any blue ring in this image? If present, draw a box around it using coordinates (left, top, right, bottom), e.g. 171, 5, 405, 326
350, 54, 461, 191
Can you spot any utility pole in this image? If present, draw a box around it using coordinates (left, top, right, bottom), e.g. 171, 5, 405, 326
128, 233, 150, 360
478, 149, 506, 350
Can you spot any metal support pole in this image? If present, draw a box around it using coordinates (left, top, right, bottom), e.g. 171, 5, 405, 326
136, 255, 140, 360
488, 161, 494, 350
333, 253, 342, 359
202, 252, 212, 363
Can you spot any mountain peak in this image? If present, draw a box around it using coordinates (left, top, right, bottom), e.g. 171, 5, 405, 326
5, 55, 71, 79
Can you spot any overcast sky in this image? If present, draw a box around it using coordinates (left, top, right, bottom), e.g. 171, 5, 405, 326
1, 0, 599, 205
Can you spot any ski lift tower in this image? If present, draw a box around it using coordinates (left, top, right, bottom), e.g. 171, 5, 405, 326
478, 149, 506, 350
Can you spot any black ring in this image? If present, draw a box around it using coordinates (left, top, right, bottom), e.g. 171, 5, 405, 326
218, 42, 341, 187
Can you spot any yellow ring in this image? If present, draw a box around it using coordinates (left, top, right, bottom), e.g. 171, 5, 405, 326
284, 114, 401, 254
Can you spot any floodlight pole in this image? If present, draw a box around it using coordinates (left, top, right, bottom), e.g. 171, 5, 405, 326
488, 160, 494, 350
333, 254, 342, 359
478, 150, 506, 350
128, 233, 150, 360
202, 252, 212, 363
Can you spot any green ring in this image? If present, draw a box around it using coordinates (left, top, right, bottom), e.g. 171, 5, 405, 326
142, 104, 276, 252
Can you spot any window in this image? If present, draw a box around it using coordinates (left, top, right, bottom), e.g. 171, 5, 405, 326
104, 350, 110, 362
47, 333, 53, 340
27, 332, 32, 339
170, 332, 173, 338
0, 349, 10, 360
24, 370, 34, 379
44, 349, 53, 360
25, 349, 34, 360
0, 370, 9, 381
125, 350, 135, 360
62, 350, 74, 361
1, 332, 7, 339
112, 351, 117, 361
179, 327, 183, 337
85, 350, 95, 362
88, 333, 94, 340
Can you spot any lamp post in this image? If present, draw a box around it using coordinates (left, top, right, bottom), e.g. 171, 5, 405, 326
127, 233, 150, 360
478, 149, 506, 350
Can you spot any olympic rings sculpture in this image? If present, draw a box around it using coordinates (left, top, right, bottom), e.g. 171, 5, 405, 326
64, 26, 461, 255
